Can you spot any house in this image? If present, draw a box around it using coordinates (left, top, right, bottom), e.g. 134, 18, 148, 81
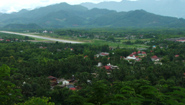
100, 52, 109, 56
84, 55, 88, 59
0, 39, 4, 41
154, 62, 163, 65
97, 62, 103, 67
43, 30, 48, 33
151, 55, 160, 61
48, 76, 58, 86
56, 78, 77, 88
125, 54, 137, 60
104, 65, 112, 70
136, 58, 142, 62
153, 45, 156, 49
6, 39, 10, 42
132, 52, 137, 55
175, 55, 179, 57
95, 52, 109, 58
66, 84, 76, 90
69, 87, 77, 91
62, 80, 69, 86
104, 63, 119, 70
138, 51, 147, 56
176, 40, 185, 43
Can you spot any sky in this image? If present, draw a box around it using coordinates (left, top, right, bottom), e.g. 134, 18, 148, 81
0, 0, 122, 13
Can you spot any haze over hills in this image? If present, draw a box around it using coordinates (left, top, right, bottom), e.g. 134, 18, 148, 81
0, 3, 185, 29
81, 0, 185, 19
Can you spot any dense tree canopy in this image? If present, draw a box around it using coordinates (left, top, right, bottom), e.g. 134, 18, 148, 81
1, 29, 185, 105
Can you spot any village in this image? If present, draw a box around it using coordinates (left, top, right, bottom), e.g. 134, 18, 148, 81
47, 47, 180, 90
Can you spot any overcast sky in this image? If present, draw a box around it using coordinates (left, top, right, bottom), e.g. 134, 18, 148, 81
0, 0, 122, 13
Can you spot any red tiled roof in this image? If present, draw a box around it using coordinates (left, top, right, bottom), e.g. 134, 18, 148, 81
142, 52, 146, 54
129, 54, 134, 57
101, 53, 109, 56
138, 51, 141, 53
177, 40, 185, 42
104, 66, 112, 70
69, 88, 76, 91
151, 55, 158, 59
175, 55, 179, 57
136, 58, 142, 61
84, 55, 88, 58
132, 52, 137, 55
0, 39, 4, 41
48, 76, 57, 79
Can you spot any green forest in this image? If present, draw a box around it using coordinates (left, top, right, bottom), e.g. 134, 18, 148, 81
1, 28, 185, 105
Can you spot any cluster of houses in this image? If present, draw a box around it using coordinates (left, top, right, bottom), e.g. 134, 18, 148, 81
125, 51, 147, 62
96, 62, 119, 71
43, 30, 53, 34
151, 55, 163, 65
0, 38, 19, 42
47, 75, 77, 90
166, 37, 185, 43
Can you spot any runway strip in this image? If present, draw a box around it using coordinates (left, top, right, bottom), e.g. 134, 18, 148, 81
0, 31, 83, 44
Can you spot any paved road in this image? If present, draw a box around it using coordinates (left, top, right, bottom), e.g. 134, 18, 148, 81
0, 31, 83, 44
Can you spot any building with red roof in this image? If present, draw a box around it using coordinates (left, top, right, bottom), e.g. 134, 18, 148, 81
176, 40, 185, 43
48, 76, 58, 86
6, 39, 10, 42
132, 52, 137, 55
151, 55, 159, 61
175, 55, 179, 57
142, 52, 146, 55
138, 51, 147, 56
84, 55, 88, 59
104, 66, 112, 70
95, 52, 109, 58
69, 87, 77, 91
100, 52, 109, 56
0, 39, 4, 41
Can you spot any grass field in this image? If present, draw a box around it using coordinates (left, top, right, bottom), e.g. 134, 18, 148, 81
26, 32, 149, 48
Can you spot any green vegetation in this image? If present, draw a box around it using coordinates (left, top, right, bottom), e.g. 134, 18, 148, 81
1, 29, 185, 104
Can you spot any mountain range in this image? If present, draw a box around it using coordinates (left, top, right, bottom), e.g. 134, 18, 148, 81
81, 0, 185, 19
0, 3, 185, 29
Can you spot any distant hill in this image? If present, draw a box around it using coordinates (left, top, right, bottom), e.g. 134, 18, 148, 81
0, 3, 185, 29
81, 0, 185, 19
3, 24, 42, 30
